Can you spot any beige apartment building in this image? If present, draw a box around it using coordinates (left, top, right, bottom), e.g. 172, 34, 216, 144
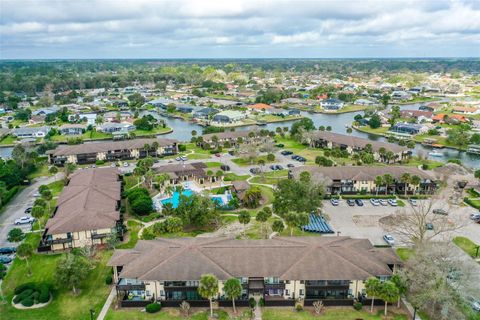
39, 168, 123, 252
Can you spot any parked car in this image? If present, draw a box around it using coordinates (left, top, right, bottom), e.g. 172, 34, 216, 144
275, 165, 283, 170
347, 199, 356, 206
220, 165, 230, 171
470, 213, 480, 221
215, 153, 221, 157
14, 216, 35, 225
180, 156, 188, 161
0, 256, 13, 264
379, 199, 388, 206
0, 247, 16, 254
409, 199, 417, 206
355, 199, 364, 206
275, 144, 284, 148
426, 222, 434, 230
467, 297, 480, 312
433, 209, 448, 215
24, 207, 32, 214
123, 162, 129, 167
383, 234, 395, 246
297, 157, 306, 162
388, 199, 398, 207
287, 163, 295, 168
330, 199, 339, 206
33, 192, 41, 197
110, 162, 117, 167
249, 168, 260, 174
281, 150, 293, 156
370, 198, 380, 206
291, 155, 299, 160
175, 157, 181, 161
269, 165, 276, 170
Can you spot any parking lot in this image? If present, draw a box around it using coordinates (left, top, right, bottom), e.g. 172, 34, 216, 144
323, 198, 480, 247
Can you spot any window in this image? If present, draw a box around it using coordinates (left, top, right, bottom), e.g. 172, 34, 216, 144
146, 290, 151, 296
299, 289, 304, 296
285, 289, 290, 295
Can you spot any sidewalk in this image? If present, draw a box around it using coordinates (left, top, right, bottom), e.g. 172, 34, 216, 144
96, 287, 116, 320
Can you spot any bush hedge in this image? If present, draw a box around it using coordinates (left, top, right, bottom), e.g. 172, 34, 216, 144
353, 301, 363, 310
13, 282, 51, 306
145, 302, 161, 313
105, 275, 113, 285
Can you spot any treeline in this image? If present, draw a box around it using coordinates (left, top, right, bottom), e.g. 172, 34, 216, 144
1, 59, 478, 96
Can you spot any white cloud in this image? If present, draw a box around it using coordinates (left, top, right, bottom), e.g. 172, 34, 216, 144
0, 0, 479, 58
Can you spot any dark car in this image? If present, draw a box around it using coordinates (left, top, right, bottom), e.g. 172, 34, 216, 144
347, 199, 356, 206
275, 165, 283, 170
297, 157, 306, 162
269, 165, 276, 170
220, 165, 230, 171
0, 247, 16, 255
24, 207, 32, 214
249, 168, 260, 174
287, 164, 295, 168
426, 222, 434, 230
281, 150, 293, 156
291, 155, 299, 160
355, 199, 364, 206
275, 144, 285, 148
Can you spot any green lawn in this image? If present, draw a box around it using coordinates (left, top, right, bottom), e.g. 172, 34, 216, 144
396, 248, 414, 261
223, 173, 250, 181
205, 162, 222, 168
0, 234, 112, 320
27, 164, 51, 180
231, 155, 275, 166
356, 126, 390, 135
453, 236, 480, 259
117, 220, 143, 249
46, 180, 65, 197
319, 104, 373, 114
464, 198, 480, 210
262, 308, 408, 320
0, 134, 17, 145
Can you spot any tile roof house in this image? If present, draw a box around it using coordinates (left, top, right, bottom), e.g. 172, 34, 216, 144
59, 124, 87, 135
39, 168, 122, 251
320, 98, 345, 110
108, 236, 400, 306
12, 126, 51, 138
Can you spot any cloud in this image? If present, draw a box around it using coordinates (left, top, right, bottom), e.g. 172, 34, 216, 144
0, 0, 479, 58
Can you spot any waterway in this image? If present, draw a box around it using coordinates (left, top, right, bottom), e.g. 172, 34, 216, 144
1, 101, 479, 169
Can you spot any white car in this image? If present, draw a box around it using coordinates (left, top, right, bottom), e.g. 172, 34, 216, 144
175, 157, 181, 161
383, 234, 395, 246
123, 162, 129, 167
15, 216, 35, 225
370, 198, 380, 206
470, 213, 480, 221
409, 199, 417, 206
33, 192, 41, 197
110, 163, 116, 167
180, 156, 188, 161
388, 199, 398, 207
379, 199, 388, 206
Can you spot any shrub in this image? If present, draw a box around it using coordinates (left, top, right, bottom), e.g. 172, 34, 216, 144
14, 283, 35, 295
13, 295, 23, 304
178, 144, 187, 152
38, 290, 50, 303
95, 160, 105, 165
249, 297, 256, 308
145, 302, 161, 313
21, 297, 34, 307
295, 304, 303, 312
17, 289, 34, 300
105, 275, 113, 285
353, 301, 363, 310
258, 297, 265, 306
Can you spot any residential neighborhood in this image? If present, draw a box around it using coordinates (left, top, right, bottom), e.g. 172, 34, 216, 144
1, 2, 480, 319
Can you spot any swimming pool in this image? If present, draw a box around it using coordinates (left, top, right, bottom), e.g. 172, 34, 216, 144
161, 189, 194, 209
210, 194, 233, 207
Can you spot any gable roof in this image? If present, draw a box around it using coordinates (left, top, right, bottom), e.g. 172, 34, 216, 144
45, 168, 121, 235
108, 237, 400, 281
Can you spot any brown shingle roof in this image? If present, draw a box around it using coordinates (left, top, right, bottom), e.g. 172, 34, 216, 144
310, 131, 408, 154
108, 237, 400, 281
154, 162, 207, 178
45, 168, 121, 235
51, 138, 178, 156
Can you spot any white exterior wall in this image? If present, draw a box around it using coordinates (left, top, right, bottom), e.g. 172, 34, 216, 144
97, 152, 106, 161
283, 281, 305, 300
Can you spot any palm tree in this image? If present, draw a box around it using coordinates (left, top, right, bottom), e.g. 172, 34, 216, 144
223, 278, 242, 313
17, 243, 34, 276
365, 277, 381, 313
400, 173, 411, 197
374, 176, 383, 196
198, 274, 219, 318
410, 175, 421, 195
383, 174, 394, 195
238, 211, 251, 237
151, 141, 159, 157
206, 170, 213, 189
215, 170, 224, 185
143, 143, 150, 157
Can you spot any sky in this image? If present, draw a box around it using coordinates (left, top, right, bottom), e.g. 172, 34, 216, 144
1, 0, 479, 59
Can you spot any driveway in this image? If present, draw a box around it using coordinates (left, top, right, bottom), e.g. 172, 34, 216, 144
0, 173, 64, 247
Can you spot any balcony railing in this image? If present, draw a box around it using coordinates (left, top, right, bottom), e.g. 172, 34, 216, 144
91, 233, 109, 239
117, 283, 146, 291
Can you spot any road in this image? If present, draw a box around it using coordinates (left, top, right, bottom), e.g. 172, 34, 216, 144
0, 173, 64, 247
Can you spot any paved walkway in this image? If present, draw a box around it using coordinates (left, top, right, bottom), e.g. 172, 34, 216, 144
253, 296, 262, 320
96, 286, 116, 320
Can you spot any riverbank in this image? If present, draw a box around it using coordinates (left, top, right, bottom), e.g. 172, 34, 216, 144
353, 125, 467, 152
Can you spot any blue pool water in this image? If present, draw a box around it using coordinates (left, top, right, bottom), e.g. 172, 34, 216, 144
161, 189, 194, 208
211, 194, 232, 206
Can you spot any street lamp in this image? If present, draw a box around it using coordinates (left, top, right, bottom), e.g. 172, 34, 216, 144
90, 308, 95, 320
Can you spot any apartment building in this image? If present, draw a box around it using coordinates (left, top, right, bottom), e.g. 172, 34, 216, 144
48, 138, 178, 165
39, 168, 122, 252
108, 237, 400, 307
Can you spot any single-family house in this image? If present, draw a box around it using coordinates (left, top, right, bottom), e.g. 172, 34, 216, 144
391, 91, 412, 100
389, 123, 426, 135
212, 110, 245, 124
247, 103, 273, 113
193, 107, 219, 120
12, 126, 51, 138
97, 122, 136, 133
320, 98, 344, 111
452, 106, 479, 115
59, 124, 87, 135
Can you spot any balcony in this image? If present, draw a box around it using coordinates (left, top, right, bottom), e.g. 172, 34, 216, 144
42, 237, 72, 245
264, 283, 285, 290
91, 233, 109, 239
117, 278, 145, 291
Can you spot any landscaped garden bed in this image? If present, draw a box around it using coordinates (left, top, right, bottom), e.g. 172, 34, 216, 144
12, 282, 52, 309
